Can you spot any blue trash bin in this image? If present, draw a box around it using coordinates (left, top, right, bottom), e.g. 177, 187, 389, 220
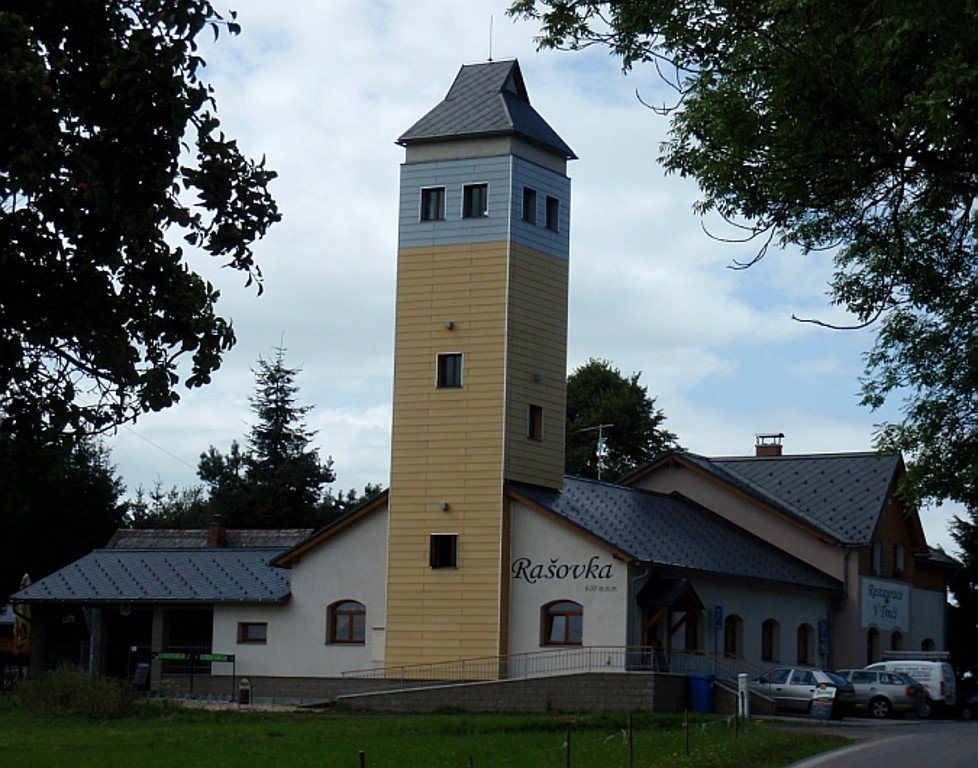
689, 673, 716, 714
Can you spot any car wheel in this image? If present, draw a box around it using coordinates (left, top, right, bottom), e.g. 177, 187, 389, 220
917, 700, 932, 719
869, 697, 891, 719
961, 706, 973, 721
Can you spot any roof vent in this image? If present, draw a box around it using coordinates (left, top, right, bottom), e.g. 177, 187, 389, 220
755, 433, 784, 457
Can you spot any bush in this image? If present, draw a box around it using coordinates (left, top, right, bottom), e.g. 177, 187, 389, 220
13, 665, 137, 718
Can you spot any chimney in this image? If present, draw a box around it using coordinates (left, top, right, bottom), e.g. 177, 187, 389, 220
207, 520, 228, 548
755, 432, 784, 457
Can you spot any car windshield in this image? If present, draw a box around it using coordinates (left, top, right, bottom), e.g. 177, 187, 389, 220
824, 671, 849, 686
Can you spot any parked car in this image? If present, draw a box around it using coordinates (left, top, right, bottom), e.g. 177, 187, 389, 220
751, 667, 856, 717
865, 659, 956, 716
957, 691, 978, 720
836, 668, 926, 718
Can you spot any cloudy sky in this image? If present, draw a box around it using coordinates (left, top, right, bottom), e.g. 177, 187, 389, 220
106, 0, 960, 554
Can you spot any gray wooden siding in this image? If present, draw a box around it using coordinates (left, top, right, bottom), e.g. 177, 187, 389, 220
398, 156, 570, 259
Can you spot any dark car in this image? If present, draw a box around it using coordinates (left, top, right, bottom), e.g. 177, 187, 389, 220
836, 668, 926, 718
751, 667, 856, 717
958, 691, 978, 720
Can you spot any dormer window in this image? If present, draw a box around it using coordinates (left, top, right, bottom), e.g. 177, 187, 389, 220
463, 184, 488, 218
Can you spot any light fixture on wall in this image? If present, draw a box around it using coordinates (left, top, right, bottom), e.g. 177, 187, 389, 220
444, 321, 454, 330
533, 373, 544, 383
437, 501, 449, 511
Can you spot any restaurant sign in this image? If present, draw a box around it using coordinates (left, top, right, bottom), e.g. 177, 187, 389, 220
860, 577, 909, 631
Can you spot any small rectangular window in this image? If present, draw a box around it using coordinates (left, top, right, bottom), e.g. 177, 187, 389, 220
463, 183, 488, 218
430, 533, 458, 569
437, 353, 462, 388
237, 622, 267, 644
528, 404, 543, 441
522, 187, 537, 224
545, 195, 560, 231
421, 187, 445, 221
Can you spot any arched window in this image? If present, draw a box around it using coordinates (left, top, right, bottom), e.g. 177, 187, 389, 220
327, 600, 366, 644
723, 614, 743, 657
893, 542, 906, 576
921, 638, 936, 652
542, 601, 583, 646
796, 624, 814, 665
867, 628, 880, 664
872, 540, 882, 575
891, 631, 904, 651
761, 619, 780, 661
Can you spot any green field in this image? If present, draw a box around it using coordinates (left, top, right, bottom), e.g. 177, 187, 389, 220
0, 705, 850, 768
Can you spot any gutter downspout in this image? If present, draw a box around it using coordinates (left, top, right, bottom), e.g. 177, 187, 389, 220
827, 547, 855, 669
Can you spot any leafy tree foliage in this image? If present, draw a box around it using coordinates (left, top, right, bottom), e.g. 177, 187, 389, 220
126, 481, 209, 529
950, 515, 978, 675
0, 432, 124, 602
1, 1, 279, 440
197, 348, 336, 528
566, 359, 680, 479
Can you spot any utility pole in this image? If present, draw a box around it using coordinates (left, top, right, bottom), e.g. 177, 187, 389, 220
578, 423, 613, 479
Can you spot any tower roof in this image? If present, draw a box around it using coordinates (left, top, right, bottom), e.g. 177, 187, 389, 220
397, 60, 576, 159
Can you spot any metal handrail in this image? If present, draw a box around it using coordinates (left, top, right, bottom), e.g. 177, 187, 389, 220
341, 646, 767, 686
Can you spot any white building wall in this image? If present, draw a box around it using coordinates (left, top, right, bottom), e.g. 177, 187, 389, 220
213, 505, 389, 678
910, 586, 947, 651
689, 575, 833, 669
508, 501, 629, 655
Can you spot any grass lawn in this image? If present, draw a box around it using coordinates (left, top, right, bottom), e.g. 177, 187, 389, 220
0, 704, 851, 768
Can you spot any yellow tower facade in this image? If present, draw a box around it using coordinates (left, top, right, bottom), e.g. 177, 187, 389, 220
385, 61, 576, 669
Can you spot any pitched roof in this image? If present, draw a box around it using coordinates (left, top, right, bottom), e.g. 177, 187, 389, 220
628, 451, 903, 545
11, 549, 291, 605
397, 59, 576, 159
509, 477, 841, 592
105, 528, 312, 549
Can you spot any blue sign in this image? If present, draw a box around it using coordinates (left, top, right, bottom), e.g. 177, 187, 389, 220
714, 605, 723, 631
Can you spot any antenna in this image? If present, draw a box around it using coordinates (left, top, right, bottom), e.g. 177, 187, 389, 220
488, 15, 493, 62
578, 423, 614, 479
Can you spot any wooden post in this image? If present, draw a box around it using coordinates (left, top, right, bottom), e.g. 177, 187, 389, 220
565, 727, 571, 768
627, 712, 633, 768
684, 709, 690, 755
467, 757, 474, 768
358, 750, 366, 768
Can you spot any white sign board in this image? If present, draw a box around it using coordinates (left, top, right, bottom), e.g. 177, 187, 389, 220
861, 577, 909, 631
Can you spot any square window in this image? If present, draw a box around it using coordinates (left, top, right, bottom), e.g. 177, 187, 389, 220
522, 187, 537, 224
437, 353, 462, 388
528, 404, 543, 441
237, 622, 267, 644
430, 533, 458, 569
420, 187, 445, 221
545, 195, 560, 231
463, 183, 488, 218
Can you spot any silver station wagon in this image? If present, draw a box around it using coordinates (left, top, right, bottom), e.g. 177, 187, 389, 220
836, 668, 926, 718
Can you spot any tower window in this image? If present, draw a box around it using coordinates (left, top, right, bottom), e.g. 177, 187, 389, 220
430, 533, 458, 568
436, 353, 462, 388
545, 195, 560, 231
463, 183, 489, 218
522, 187, 537, 224
420, 187, 445, 221
528, 405, 543, 441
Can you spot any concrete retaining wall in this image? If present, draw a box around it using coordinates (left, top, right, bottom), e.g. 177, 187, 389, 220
336, 672, 689, 714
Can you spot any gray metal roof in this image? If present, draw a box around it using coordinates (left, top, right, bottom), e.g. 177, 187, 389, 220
105, 528, 311, 549
11, 549, 291, 605
510, 477, 841, 592
398, 60, 576, 159
702, 452, 901, 543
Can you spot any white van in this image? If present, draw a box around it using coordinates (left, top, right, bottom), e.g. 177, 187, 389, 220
865, 658, 956, 715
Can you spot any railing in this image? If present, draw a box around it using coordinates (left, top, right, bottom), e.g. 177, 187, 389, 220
342, 646, 767, 691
